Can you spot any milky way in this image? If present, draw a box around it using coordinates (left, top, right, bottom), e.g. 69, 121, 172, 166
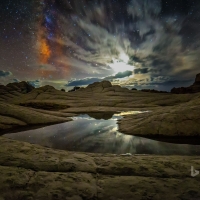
0, 0, 200, 90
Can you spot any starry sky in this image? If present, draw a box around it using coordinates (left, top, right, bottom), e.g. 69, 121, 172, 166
0, 0, 200, 91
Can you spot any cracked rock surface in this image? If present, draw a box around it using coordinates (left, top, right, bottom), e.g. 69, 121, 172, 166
0, 137, 200, 200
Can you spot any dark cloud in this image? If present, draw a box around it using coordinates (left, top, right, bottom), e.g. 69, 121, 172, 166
12, 79, 20, 83
66, 78, 101, 87
134, 68, 148, 74
128, 55, 144, 65
67, 71, 133, 87
104, 71, 133, 80
0, 70, 12, 77
28, 80, 40, 88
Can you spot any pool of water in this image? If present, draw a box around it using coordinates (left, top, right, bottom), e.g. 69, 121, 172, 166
4, 112, 200, 155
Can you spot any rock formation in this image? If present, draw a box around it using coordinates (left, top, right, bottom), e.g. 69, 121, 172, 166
6, 81, 34, 93
171, 73, 200, 94
68, 86, 81, 92
131, 88, 137, 91
0, 76, 200, 138
141, 89, 168, 93
0, 136, 200, 200
83, 80, 131, 93
0, 81, 34, 101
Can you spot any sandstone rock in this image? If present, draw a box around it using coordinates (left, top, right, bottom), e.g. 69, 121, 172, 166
194, 73, 200, 85
86, 82, 100, 88
0, 82, 35, 101
112, 85, 123, 92
102, 87, 115, 92
102, 80, 112, 88
0, 81, 34, 96
6, 81, 34, 93
35, 85, 55, 92
171, 73, 200, 94
86, 81, 112, 89
0, 102, 71, 133
92, 86, 104, 93
0, 137, 200, 200
1, 78, 200, 138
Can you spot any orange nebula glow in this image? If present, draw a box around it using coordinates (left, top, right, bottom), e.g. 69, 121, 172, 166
39, 38, 51, 64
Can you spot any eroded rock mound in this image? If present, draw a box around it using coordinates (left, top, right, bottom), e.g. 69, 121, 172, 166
83, 81, 131, 93
0, 81, 34, 95
86, 80, 112, 91
171, 73, 200, 94
6, 81, 34, 93
0, 81, 35, 101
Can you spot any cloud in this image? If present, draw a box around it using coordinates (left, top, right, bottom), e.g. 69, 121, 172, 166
104, 70, 133, 80
0, 70, 12, 77
134, 68, 148, 74
66, 70, 133, 87
12, 79, 20, 83
66, 77, 101, 87
28, 80, 40, 88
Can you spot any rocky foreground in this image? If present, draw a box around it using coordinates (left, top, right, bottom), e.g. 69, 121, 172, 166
0, 136, 200, 200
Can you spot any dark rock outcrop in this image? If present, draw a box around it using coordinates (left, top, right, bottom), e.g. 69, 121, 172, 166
0, 81, 34, 95
86, 80, 112, 89
84, 81, 131, 93
68, 86, 81, 92
131, 88, 137, 91
6, 81, 34, 93
171, 73, 200, 94
141, 89, 168, 93
195, 73, 200, 85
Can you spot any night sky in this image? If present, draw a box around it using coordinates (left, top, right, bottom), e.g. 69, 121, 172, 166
0, 0, 200, 91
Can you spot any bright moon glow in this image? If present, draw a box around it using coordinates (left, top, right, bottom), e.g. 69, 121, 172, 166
109, 61, 134, 73
109, 53, 134, 73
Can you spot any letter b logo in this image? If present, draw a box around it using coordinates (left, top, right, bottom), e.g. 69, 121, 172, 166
191, 166, 199, 177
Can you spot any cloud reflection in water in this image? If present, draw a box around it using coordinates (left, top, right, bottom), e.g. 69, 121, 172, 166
4, 114, 200, 155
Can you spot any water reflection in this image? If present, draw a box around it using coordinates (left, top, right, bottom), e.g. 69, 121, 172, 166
4, 114, 200, 155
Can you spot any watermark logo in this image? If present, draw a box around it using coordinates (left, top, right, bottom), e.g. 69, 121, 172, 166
191, 166, 199, 177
